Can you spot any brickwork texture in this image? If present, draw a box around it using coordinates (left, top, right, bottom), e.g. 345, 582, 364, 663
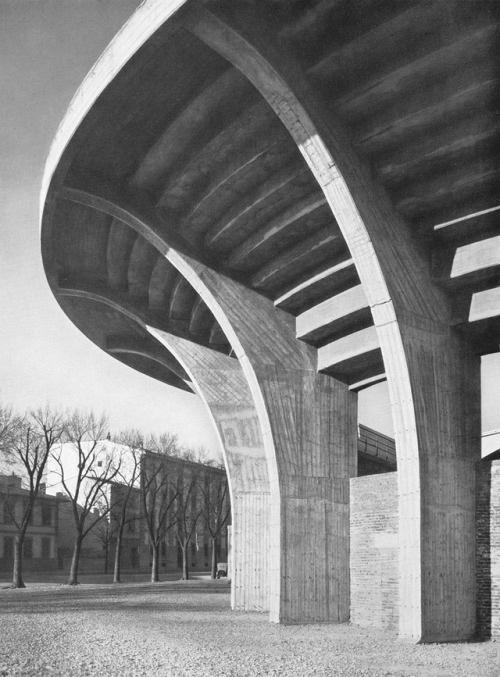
350, 472, 399, 630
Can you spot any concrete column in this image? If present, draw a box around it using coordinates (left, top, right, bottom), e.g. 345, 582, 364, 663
257, 364, 356, 623
182, 5, 481, 640
148, 329, 270, 612
161, 252, 357, 624
388, 323, 481, 641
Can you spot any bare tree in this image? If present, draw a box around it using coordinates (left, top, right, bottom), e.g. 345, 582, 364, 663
0, 403, 14, 452
145, 431, 179, 457
92, 493, 114, 575
110, 429, 143, 583
175, 463, 201, 581
176, 444, 221, 467
2, 407, 64, 588
140, 449, 179, 582
199, 471, 231, 578
52, 410, 120, 585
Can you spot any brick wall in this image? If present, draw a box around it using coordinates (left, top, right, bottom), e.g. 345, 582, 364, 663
476, 459, 500, 639
350, 472, 399, 630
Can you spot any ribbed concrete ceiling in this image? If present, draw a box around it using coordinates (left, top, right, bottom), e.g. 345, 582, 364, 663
42, 0, 500, 391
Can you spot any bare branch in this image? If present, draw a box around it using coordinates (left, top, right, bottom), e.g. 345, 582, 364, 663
0, 405, 65, 587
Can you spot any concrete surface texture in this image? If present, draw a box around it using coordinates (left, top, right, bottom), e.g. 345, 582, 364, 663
150, 329, 271, 613
0, 582, 498, 677
39, 0, 500, 642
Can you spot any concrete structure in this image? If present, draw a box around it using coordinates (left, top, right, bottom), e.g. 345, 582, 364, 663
40, 0, 499, 641
149, 330, 270, 610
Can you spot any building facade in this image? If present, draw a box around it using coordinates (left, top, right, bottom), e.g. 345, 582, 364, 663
132, 451, 230, 574
1, 448, 231, 577
0, 475, 59, 573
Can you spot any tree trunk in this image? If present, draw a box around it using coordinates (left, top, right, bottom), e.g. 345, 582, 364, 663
113, 525, 124, 583
67, 533, 83, 585
151, 543, 160, 582
210, 536, 218, 580
182, 544, 189, 580
103, 538, 109, 575
12, 534, 25, 589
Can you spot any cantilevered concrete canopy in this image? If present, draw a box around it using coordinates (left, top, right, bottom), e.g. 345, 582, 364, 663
41, 0, 499, 642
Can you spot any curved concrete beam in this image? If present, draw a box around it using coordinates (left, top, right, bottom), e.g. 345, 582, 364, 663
251, 227, 343, 291
105, 335, 191, 383
52, 189, 357, 625
40, 0, 190, 211
149, 328, 270, 612
182, 5, 480, 641
57, 284, 192, 388
228, 192, 327, 269
57, 279, 187, 345
189, 297, 213, 335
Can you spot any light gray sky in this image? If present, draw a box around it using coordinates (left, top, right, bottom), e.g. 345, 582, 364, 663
0, 1, 498, 459
0, 0, 222, 453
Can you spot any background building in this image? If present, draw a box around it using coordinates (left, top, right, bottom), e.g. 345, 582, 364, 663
0, 474, 59, 573
1, 442, 231, 577
124, 451, 231, 572
45, 442, 230, 575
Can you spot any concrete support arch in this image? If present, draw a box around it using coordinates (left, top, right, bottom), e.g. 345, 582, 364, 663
152, 251, 358, 624
155, 253, 357, 624
159, 270, 358, 624
148, 328, 270, 613
181, 5, 481, 641
40, 0, 359, 622
57, 187, 357, 624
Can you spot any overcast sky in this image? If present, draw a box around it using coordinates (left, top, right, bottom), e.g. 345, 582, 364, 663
0, 0, 223, 454
0, 1, 498, 460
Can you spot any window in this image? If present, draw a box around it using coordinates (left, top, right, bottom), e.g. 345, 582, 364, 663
41, 537, 51, 559
97, 461, 103, 468
41, 503, 52, 526
204, 543, 209, 558
24, 537, 33, 559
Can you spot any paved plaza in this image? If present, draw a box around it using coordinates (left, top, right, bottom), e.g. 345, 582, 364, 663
0, 581, 498, 676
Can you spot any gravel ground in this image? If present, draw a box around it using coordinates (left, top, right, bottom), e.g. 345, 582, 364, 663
0, 581, 498, 677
